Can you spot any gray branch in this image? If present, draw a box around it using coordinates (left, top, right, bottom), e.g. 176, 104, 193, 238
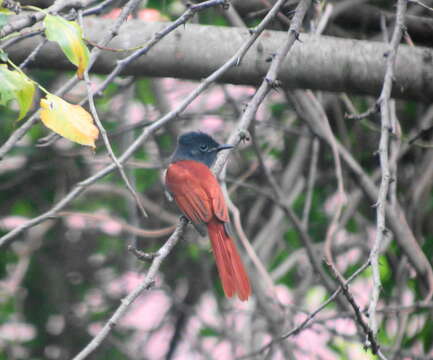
6, 19, 433, 101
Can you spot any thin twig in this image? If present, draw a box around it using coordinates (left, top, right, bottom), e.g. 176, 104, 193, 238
326, 260, 382, 356
368, 0, 407, 337
409, 0, 433, 11
345, 102, 380, 120
238, 260, 371, 359
303, 91, 348, 282
82, 0, 116, 16
0, 0, 94, 39
18, 39, 47, 69
57, 211, 175, 238
71, 218, 187, 360
302, 137, 319, 228
79, 10, 148, 218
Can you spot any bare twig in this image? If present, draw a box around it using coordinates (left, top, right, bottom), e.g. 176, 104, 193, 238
238, 260, 371, 359
368, 0, 407, 337
18, 39, 47, 68
409, 0, 433, 12
127, 245, 158, 262
57, 211, 175, 238
71, 217, 187, 360
301, 91, 347, 281
302, 138, 319, 228
315, 3, 333, 34
345, 102, 380, 120
326, 260, 383, 356
79, 10, 148, 218
0, 0, 94, 39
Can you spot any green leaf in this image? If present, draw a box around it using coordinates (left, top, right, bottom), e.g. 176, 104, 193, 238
199, 327, 220, 337
0, 1, 13, 32
0, 2, 14, 14
0, 13, 9, 31
0, 64, 35, 120
422, 316, 433, 352
43, 14, 90, 79
0, 48, 8, 62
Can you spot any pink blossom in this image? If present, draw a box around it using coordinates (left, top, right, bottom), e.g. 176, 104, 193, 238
85, 289, 105, 309
0, 322, 36, 342
293, 327, 335, 360
195, 294, 220, 327
87, 322, 103, 336
200, 116, 224, 133
128, 102, 146, 124
336, 247, 361, 272
137, 9, 167, 22
123, 271, 145, 291
121, 290, 170, 331
64, 214, 86, 230
386, 317, 398, 336
329, 317, 356, 335
275, 284, 293, 305
160, 79, 256, 119
324, 192, 343, 215
402, 289, 414, 305
105, 271, 145, 298
0, 216, 28, 230
102, 8, 132, 20
349, 279, 371, 309
99, 219, 122, 235
204, 339, 232, 359
144, 324, 173, 358
105, 278, 124, 298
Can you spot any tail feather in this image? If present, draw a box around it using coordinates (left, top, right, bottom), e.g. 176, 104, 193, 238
207, 219, 251, 301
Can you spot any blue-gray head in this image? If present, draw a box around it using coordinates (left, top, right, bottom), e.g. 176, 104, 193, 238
170, 132, 233, 168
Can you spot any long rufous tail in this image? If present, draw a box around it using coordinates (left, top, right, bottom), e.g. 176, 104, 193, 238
207, 218, 251, 301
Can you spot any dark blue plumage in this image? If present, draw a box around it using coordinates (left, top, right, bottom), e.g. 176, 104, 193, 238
171, 132, 233, 168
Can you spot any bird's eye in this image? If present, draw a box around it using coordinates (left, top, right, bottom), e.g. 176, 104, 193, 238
199, 144, 208, 151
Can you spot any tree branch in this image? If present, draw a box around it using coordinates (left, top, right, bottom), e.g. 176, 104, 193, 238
71, 217, 187, 360
6, 20, 433, 101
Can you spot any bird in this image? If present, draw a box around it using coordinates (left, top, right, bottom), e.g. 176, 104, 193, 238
165, 131, 251, 301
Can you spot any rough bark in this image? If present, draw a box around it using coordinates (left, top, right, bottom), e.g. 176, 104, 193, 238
7, 19, 433, 101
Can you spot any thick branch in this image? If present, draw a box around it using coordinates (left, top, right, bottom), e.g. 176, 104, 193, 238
6, 20, 433, 101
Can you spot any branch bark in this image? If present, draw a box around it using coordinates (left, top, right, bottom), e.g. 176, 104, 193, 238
6, 20, 433, 101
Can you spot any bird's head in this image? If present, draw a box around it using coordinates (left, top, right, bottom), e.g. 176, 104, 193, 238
171, 131, 233, 168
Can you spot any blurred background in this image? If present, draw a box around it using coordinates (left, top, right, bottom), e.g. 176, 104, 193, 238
1, 0, 433, 359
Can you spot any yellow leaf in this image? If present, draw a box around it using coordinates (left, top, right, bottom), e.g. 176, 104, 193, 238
40, 94, 99, 148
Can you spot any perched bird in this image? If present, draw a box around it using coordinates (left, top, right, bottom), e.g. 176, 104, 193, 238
165, 132, 251, 301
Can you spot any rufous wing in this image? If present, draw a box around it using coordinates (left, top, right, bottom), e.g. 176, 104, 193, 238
166, 161, 214, 226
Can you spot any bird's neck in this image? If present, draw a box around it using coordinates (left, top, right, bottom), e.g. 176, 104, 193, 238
171, 151, 214, 168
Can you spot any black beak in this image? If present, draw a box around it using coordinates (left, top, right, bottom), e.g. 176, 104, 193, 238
217, 144, 234, 152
